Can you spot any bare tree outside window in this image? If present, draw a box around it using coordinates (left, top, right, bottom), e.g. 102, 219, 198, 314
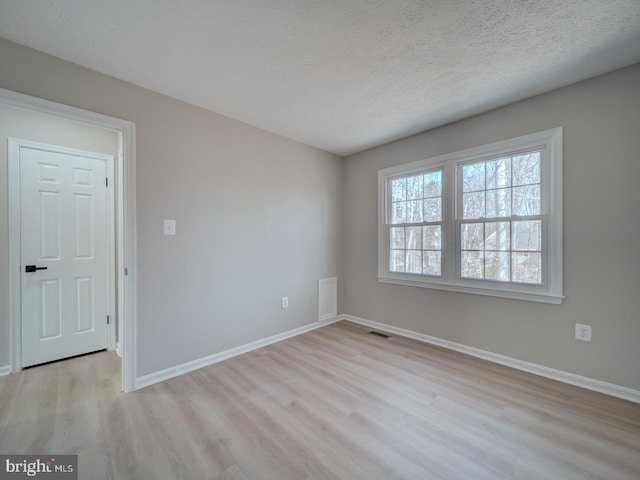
389, 170, 442, 276
459, 152, 542, 284
378, 128, 563, 304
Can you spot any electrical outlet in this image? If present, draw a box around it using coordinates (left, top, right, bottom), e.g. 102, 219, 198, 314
575, 323, 592, 342
281, 296, 288, 309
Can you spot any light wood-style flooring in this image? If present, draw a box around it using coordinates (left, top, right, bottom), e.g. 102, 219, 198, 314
1, 320, 639, 479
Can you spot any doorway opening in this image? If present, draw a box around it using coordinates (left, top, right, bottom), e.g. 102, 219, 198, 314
1, 88, 137, 392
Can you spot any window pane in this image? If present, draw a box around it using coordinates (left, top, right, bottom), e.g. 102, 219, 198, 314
486, 188, 511, 218
486, 158, 511, 189
425, 171, 442, 197
513, 185, 541, 216
485, 252, 510, 281
512, 220, 541, 251
485, 222, 510, 251
406, 250, 422, 274
512, 252, 542, 284
406, 226, 422, 249
424, 198, 442, 222
381, 129, 561, 299
462, 192, 485, 219
461, 223, 483, 250
407, 175, 424, 199
390, 227, 405, 249
407, 200, 423, 222
462, 163, 485, 192
391, 178, 406, 202
513, 152, 540, 186
461, 251, 484, 279
423, 225, 441, 249
423, 251, 441, 276
390, 250, 405, 272
391, 201, 406, 224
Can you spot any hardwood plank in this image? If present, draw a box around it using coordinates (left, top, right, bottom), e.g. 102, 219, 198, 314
1, 320, 639, 479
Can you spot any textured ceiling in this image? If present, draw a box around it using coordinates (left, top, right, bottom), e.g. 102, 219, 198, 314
1, 1, 640, 156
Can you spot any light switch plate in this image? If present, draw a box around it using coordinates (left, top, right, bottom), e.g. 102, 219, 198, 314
163, 219, 176, 235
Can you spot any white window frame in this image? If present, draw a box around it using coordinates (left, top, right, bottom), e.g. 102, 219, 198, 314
378, 128, 564, 304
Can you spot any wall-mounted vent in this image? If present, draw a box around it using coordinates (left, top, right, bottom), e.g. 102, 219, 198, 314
369, 331, 390, 339
318, 277, 337, 322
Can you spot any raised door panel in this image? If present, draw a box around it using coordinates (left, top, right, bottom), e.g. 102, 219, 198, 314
74, 193, 94, 259
39, 190, 61, 260
40, 279, 62, 339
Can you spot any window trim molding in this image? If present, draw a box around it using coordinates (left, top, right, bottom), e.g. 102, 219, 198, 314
378, 128, 564, 304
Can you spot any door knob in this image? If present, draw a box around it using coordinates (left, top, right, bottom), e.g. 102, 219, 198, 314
25, 265, 48, 273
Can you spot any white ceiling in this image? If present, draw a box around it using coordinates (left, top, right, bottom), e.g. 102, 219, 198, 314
1, 1, 640, 156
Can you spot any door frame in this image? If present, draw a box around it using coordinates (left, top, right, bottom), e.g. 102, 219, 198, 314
2, 87, 138, 392
9, 138, 116, 364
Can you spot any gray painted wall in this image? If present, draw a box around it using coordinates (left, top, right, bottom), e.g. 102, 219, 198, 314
344, 64, 640, 390
1, 36, 638, 392
0, 38, 344, 376
0, 105, 120, 367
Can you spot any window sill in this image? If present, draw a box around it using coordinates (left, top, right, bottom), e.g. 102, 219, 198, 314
378, 275, 564, 304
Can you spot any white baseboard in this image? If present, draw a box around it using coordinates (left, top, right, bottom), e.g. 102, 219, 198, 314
341, 314, 640, 404
135, 317, 341, 390
115, 342, 122, 358
0, 365, 11, 376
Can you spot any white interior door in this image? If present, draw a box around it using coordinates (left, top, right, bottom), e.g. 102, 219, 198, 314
19, 143, 110, 367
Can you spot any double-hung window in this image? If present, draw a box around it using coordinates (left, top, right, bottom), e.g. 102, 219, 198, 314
378, 128, 563, 304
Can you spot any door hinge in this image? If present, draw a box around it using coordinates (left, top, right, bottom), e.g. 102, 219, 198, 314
105, 177, 109, 187
107, 315, 110, 325
124, 267, 128, 276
